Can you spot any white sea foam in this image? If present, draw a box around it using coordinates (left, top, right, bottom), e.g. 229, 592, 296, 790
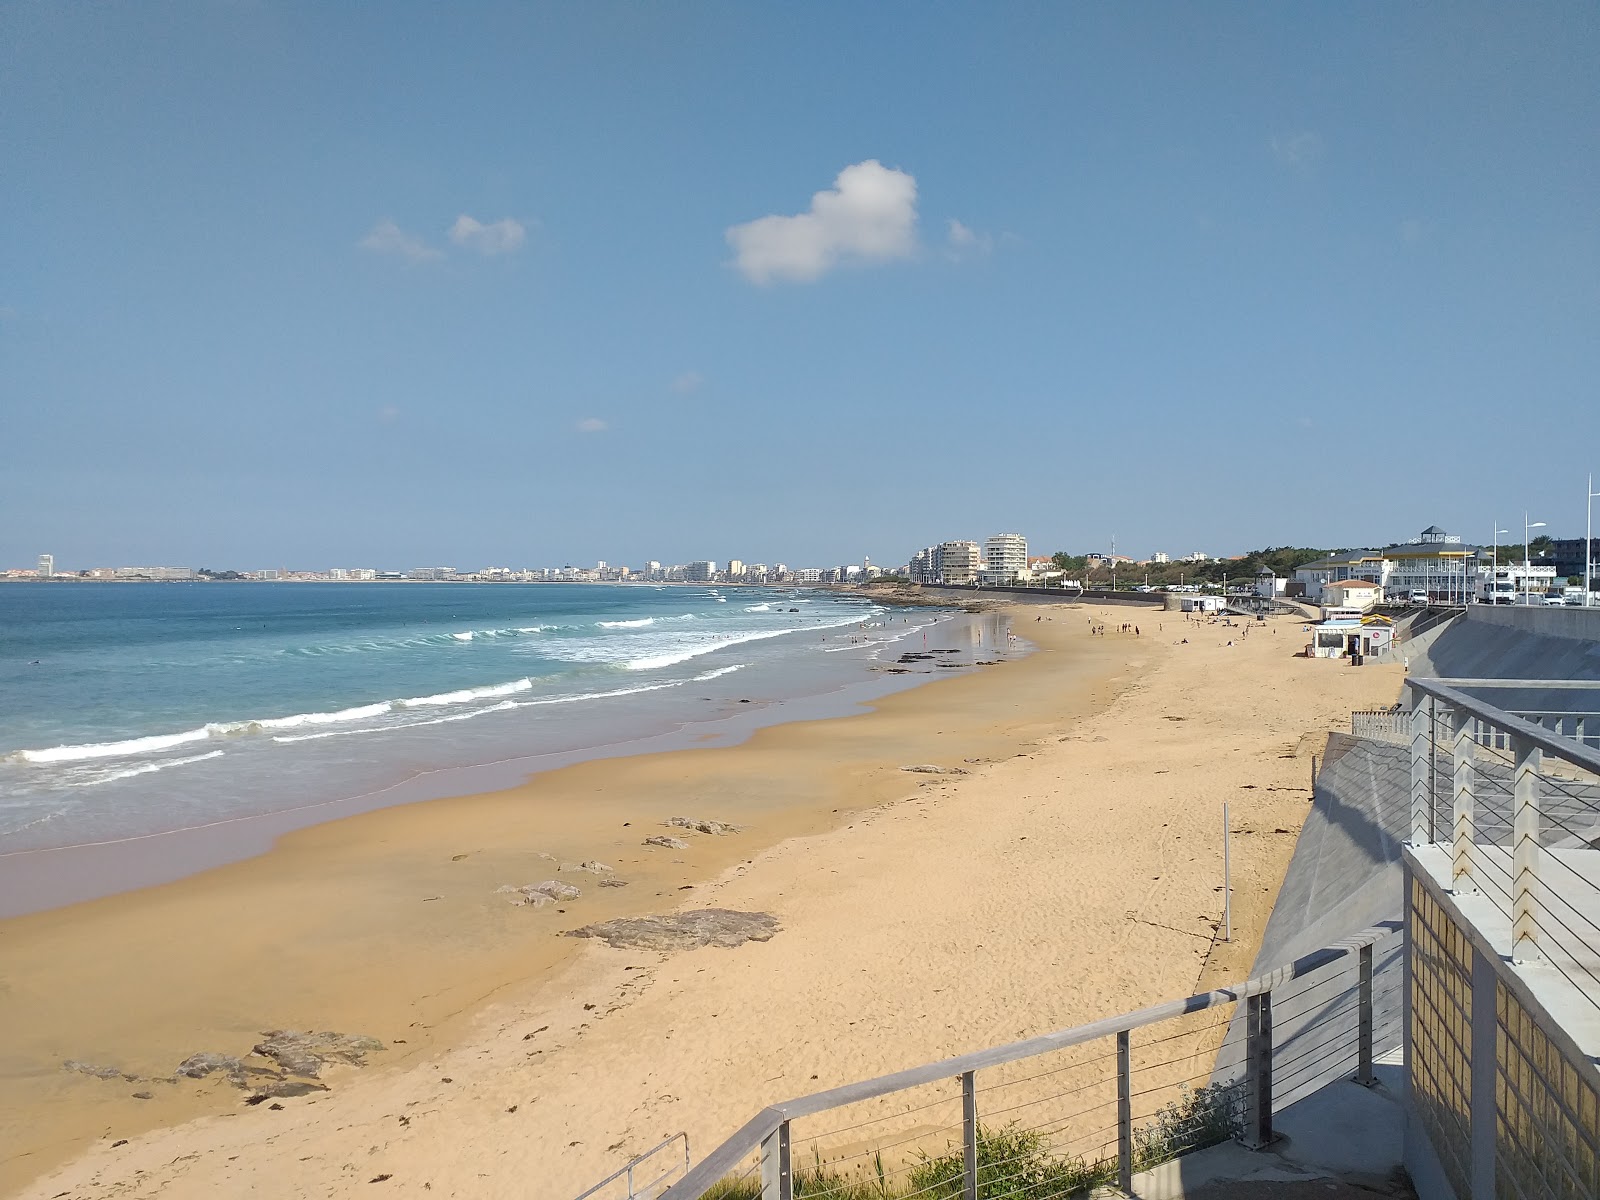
624, 610, 879, 671
69, 750, 226, 786
397, 678, 535, 708
9, 728, 215, 765
272, 700, 522, 743
596, 618, 654, 628
451, 631, 474, 641
744, 603, 772, 612
692, 664, 748, 681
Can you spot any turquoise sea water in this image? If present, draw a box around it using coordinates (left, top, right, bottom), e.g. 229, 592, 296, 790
0, 583, 991, 855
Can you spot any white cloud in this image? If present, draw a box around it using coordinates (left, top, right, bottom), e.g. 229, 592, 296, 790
449, 215, 527, 256
726, 159, 919, 284
671, 371, 705, 395
1270, 131, 1323, 172
576, 417, 608, 433
359, 220, 442, 263
944, 218, 994, 259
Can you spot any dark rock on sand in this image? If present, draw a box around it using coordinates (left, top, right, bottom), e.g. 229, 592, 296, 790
62, 1060, 125, 1080
899, 764, 969, 775
252, 1031, 386, 1078
565, 909, 779, 952
643, 835, 690, 850
176, 1053, 248, 1084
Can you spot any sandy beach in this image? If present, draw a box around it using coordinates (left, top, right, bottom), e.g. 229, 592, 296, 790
2, 602, 1404, 1199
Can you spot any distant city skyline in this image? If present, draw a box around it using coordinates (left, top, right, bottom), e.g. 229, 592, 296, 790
3, 5, 1596, 566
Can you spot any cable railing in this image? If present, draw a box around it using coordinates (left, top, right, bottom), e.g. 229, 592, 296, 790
574, 1132, 691, 1200
1404, 677, 1600, 1017
600, 924, 1400, 1200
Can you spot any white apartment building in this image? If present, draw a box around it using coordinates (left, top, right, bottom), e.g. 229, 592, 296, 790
37, 554, 53, 577
982, 533, 1028, 584
114, 566, 196, 580
1150, 552, 1170, 565
795, 568, 824, 583
685, 561, 717, 582
329, 568, 378, 581
726, 559, 746, 579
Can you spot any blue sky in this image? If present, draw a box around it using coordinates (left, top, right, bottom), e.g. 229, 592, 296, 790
3, 2, 1597, 571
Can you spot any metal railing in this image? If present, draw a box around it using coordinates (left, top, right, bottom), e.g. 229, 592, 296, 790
1405, 677, 1600, 1011
627, 925, 1399, 1200
575, 1132, 691, 1200
1352, 708, 1409, 744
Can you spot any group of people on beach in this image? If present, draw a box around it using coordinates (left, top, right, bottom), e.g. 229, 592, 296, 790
1088, 618, 1142, 636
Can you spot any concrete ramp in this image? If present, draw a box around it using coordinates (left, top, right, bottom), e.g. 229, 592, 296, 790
1409, 604, 1600, 680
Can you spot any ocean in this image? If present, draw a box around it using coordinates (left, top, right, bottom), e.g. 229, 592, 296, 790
0, 583, 1010, 865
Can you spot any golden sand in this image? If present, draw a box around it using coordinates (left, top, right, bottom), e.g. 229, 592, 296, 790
1, 604, 1403, 1198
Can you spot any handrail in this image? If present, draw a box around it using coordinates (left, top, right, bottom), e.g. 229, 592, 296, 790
573, 1131, 689, 1200
656, 922, 1399, 1200
1407, 678, 1600, 776
1426, 678, 1600, 691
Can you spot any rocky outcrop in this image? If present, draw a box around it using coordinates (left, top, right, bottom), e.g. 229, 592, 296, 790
899, 764, 969, 775
559, 860, 614, 874
252, 1030, 385, 1078
643, 835, 690, 850
565, 909, 779, 952
497, 880, 581, 906
666, 816, 742, 835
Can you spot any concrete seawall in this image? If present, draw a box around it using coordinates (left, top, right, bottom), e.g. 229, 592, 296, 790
1409, 602, 1600, 680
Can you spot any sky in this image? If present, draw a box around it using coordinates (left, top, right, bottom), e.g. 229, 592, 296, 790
3, 2, 1598, 572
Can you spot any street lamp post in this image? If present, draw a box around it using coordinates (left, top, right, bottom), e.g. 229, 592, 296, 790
1490, 524, 1510, 605
1587, 474, 1599, 608
1524, 513, 1547, 605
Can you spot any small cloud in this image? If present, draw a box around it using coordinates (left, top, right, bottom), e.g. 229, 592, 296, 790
726, 159, 919, 284
1270, 131, 1323, 173
576, 417, 608, 433
671, 371, 705, 395
944, 218, 994, 260
359, 220, 442, 263
449, 215, 527, 256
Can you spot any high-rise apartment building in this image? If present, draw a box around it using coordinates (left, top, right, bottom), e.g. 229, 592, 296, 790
983, 533, 1028, 583
938, 540, 980, 586
37, 554, 53, 577
685, 560, 717, 582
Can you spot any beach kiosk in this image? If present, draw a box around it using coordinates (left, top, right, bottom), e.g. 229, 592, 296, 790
1306, 611, 1394, 660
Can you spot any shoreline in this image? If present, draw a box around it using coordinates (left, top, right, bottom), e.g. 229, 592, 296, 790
3, 605, 1404, 1199
0, 607, 1013, 918
2, 604, 1057, 1193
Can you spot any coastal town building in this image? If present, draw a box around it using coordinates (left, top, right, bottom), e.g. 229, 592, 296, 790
1548, 537, 1598, 586
937, 540, 980, 586
1294, 526, 1482, 604
1319, 579, 1383, 611
981, 533, 1028, 584
112, 566, 197, 580
1305, 610, 1393, 657
684, 561, 717, 582
37, 553, 53, 577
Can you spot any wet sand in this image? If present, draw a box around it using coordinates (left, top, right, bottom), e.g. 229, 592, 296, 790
3, 605, 1404, 1199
